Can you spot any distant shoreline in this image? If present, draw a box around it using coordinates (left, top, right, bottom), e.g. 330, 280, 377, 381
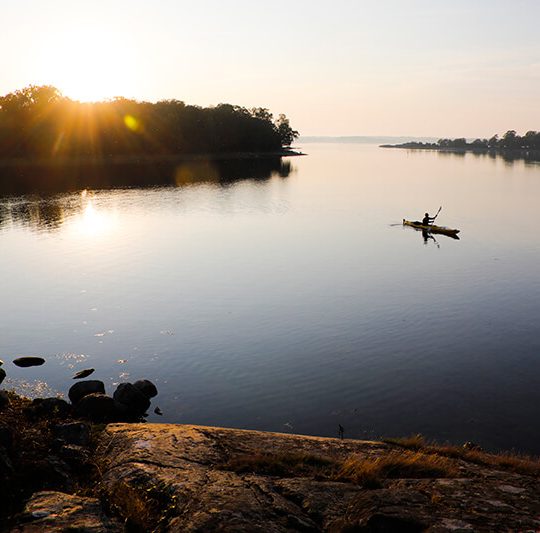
0, 149, 304, 168
380, 143, 540, 161
299, 136, 438, 144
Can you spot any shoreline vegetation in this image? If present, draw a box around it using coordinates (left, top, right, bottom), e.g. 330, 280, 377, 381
0, 85, 300, 193
380, 129, 540, 161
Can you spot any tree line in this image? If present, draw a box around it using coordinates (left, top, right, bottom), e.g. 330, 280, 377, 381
0, 86, 299, 159
437, 130, 540, 150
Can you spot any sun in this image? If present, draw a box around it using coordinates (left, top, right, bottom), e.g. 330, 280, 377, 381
36, 27, 138, 102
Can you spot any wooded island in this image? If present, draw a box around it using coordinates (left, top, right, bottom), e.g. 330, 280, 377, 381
0, 85, 299, 160
381, 130, 540, 160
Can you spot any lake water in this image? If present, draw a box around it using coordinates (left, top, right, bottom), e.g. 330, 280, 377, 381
2, 143, 540, 454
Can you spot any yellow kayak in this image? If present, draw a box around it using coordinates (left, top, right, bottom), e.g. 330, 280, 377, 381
403, 219, 460, 237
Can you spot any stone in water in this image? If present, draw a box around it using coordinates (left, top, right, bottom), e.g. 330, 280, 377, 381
13, 356, 45, 367
73, 368, 95, 379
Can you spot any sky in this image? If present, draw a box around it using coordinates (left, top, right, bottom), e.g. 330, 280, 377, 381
1, 0, 540, 137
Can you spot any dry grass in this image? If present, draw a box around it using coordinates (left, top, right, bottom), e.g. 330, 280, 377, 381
384, 434, 426, 450
336, 451, 458, 488
0, 391, 101, 524
222, 448, 458, 489
433, 445, 540, 477
0, 392, 53, 522
384, 434, 540, 477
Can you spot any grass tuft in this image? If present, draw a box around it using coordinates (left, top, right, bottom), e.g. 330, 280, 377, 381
383, 433, 540, 477
435, 445, 540, 477
383, 434, 426, 450
336, 450, 458, 488
222, 448, 457, 489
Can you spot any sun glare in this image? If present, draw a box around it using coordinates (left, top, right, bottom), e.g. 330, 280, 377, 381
70, 192, 117, 238
36, 28, 138, 102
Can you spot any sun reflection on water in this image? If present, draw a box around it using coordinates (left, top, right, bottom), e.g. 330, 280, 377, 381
70, 191, 117, 238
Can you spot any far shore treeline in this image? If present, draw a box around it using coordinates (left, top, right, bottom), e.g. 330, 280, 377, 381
382, 130, 540, 154
0, 85, 299, 160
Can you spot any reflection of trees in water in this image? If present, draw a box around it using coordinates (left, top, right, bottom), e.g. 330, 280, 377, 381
0, 197, 68, 232
436, 149, 540, 164
0, 156, 293, 195
173, 157, 293, 186
0, 157, 294, 232
0, 203, 7, 228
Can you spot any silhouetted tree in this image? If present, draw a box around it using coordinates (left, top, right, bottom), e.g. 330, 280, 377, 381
523, 131, 540, 149
471, 138, 488, 148
250, 108, 274, 122
275, 114, 299, 147
488, 134, 499, 148
501, 130, 518, 149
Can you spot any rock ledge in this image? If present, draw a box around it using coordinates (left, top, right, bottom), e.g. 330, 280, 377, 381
92, 424, 540, 532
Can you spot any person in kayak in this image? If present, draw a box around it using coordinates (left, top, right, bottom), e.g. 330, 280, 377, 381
422, 212, 436, 226
412, 213, 437, 226
409, 206, 442, 229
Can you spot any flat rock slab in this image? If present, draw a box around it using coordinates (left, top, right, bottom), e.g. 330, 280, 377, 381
11, 491, 122, 532
96, 424, 540, 532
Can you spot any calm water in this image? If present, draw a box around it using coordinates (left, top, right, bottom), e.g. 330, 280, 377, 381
2, 144, 540, 453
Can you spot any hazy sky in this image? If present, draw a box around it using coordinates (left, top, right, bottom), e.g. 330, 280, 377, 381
2, 0, 539, 137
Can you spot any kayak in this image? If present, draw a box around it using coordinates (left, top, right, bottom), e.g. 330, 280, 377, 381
403, 219, 460, 237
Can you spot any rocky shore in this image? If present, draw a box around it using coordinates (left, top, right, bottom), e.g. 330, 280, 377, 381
2, 389, 540, 532
2, 360, 540, 531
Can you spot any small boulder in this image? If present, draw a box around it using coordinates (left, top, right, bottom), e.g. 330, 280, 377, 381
25, 398, 72, 419
53, 422, 90, 447
75, 393, 116, 421
73, 368, 95, 379
58, 444, 91, 466
0, 391, 10, 410
0, 367, 6, 385
13, 356, 46, 367
133, 379, 158, 398
68, 380, 105, 405
113, 383, 150, 416
113, 399, 129, 416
